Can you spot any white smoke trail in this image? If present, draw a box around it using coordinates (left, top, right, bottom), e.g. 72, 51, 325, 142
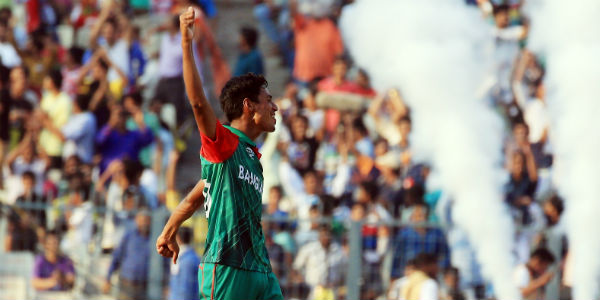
340, 1, 520, 298
526, 1, 600, 299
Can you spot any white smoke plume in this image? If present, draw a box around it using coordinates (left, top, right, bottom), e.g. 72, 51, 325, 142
340, 0, 519, 298
526, 1, 600, 299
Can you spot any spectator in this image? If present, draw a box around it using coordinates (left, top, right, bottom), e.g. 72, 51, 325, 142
265, 228, 288, 285
104, 209, 157, 300
40, 93, 97, 164
234, 26, 265, 76
440, 267, 465, 300
4, 136, 49, 201
15, 170, 46, 229
391, 204, 450, 279
128, 26, 146, 86
32, 230, 76, 291
95, 105, 153, 173
169, 227, 201, 300
399, 253, 440, 300
514, 248, 555, 300
61, 47, 85, 98
299, 83, 325, 139
387, 259, 416, 300
4, 207, 38, 252
290, 0, 344, 85
155, 15, 187, 127
353, 68, 377, 98
58, 185, 94, 256
293, 225, 347, 298
38, 69, 72, 169
281, 114, 320, 176
17, 32, 61, 91
88, 4, 132, 98
543, 195, 563, 229
0, 20, 21, 67
123, 91, 161, 167
317, 56, 358, 94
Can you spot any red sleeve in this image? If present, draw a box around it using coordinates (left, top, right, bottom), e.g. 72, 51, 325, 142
200, 121, 239, 163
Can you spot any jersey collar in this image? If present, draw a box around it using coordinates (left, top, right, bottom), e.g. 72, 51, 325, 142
224, 125, 256, 147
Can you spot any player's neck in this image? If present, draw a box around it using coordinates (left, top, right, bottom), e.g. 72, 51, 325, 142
230, 119, 261, 141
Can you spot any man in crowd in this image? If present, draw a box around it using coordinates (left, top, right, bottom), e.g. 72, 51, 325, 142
168, 227, 201, 300
514, 248, 555, 300
32, 230, 76, 291
234, 26, 264, 76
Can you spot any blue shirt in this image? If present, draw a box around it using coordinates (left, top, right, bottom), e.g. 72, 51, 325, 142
95, 125, 154, 173
233, 48, 265, 77
169, 246, 201, 300
129, 41, 146, 86
62, 112, 97, 163
391, 227, 450, 278
107, 227, 150, 282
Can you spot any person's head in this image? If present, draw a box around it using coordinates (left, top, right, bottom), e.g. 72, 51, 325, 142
177, 226, 193, 246
135, 209, 152, 236
43, 69, 63, 93
9, 66, 28, 97
268, 185, 283, 211
64, 155, 81, 175
404, 259, 416, 277
74, 93, 91, 113
414, 253, 438, 278
356, 181, 378, 204
44, 230, 60, 258
0, 7, 11, 24
302, 82, 320, 111
123, 91, 143, 113
398, 116, 412, 139
352, 117, 368, 139
66, 46, 84, 67
93, 58, 109, 80
356, 68, 371, 89
112, 105, 129, 130
493, 4, 510, 28
404, 185, 425, 206
351, 202, 366, 221
332, 56, 349, 81
410, 204, 428, 224
219, 74, 277, 132
102, 18, 118, 45
21, 171, 36, 193
528, 247, 555, 275
318, 224, 332, 248
239, 26, 259, 51
513, 122, 529, 144
123, 159, 144, 186
510, 150, 526, 176
291, 114, 309, 140
303, 171, 319, 195
543, 195, 564, 226
374, 138, 389, 157
0, 20, 7, 42
444, 267, 460, 289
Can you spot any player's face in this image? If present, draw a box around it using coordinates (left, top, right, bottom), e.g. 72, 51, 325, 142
252, 87, 278, 132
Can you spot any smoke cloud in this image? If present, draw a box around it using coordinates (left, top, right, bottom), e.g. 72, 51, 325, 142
526, 1, 600, 298
340, 0, 519, 298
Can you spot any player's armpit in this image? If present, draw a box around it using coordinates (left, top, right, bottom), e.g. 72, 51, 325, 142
200, 120, 239, 163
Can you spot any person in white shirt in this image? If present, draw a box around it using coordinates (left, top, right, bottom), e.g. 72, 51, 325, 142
398, 253, 439, 300
387, 259, 416, 300
513, 247, 556, 300
293, 225, 347, 298
0, 20, 21, 68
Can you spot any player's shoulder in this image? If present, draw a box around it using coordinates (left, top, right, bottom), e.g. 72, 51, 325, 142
200, 121, 240, 163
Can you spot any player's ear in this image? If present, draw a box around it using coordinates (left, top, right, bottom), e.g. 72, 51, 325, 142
243, 98, 255, 114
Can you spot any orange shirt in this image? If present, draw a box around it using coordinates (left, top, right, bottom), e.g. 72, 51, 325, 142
293, 15, 344, 82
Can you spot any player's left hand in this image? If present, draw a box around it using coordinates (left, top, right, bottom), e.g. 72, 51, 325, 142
156, 232, 180, 264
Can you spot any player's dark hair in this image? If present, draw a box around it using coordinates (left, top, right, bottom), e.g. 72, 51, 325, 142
531, 247, 555, 264
240, 26, 259, 49
47, 69, 63, 90
125, 91, 143, 107
178, 227, 194, 244
219, 73, 267, 122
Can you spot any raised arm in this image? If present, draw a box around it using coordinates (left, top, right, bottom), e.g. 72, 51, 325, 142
156, 179, 205, 264
180, 7, 217, 140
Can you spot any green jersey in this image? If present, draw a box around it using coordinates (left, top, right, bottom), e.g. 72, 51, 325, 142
199, 121, 271, 273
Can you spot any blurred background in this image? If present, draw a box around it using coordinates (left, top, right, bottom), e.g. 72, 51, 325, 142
0, 0, 575, 299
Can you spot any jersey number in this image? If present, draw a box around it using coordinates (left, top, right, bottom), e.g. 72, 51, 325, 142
203, 180, 213, 218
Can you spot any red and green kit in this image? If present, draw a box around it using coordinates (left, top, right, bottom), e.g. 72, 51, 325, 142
198, 121, 282, 300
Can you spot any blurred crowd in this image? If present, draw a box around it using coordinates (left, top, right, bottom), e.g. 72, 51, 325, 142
0, 0, 570, 299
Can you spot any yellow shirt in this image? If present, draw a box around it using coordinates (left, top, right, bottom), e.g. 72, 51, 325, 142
40, 91, 72, 156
